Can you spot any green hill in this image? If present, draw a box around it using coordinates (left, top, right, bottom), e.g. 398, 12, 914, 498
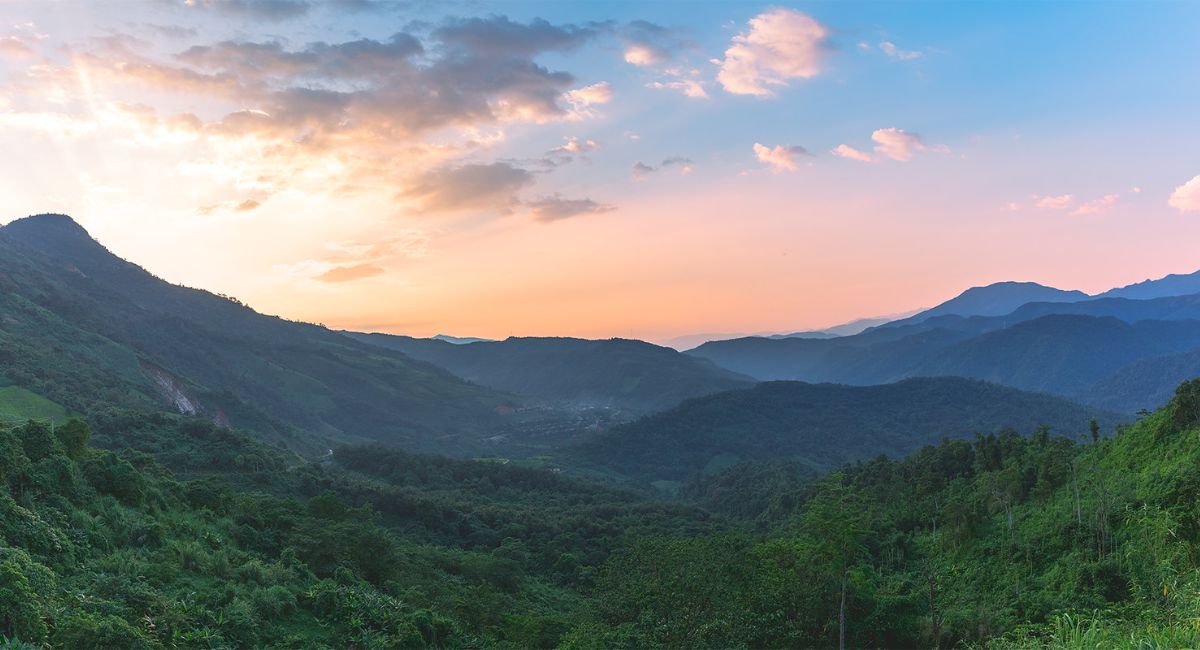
568, 377, 1122, 484
576, 380, 1200, 648
348, 333, 754, 416
0, 415, 716, 648
0, 214, 545, 456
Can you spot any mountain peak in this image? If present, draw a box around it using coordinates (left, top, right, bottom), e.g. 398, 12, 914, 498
886, 280, 1087, 328
2, 213, 116, 266
4, 213, 91, 238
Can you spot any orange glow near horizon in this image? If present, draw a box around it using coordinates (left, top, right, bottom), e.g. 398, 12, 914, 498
2, 2, 1199, 344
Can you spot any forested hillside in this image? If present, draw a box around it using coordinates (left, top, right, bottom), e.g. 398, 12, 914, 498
0, 415, 717, 648
573, 380, 1200, 648
0, 215, 558, 457
568, 377, 1120, 484
348, 333, 754, 416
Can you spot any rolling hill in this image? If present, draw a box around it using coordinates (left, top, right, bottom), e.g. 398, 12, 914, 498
0, 214, 539, 456
567, 377, 1122, 484
346, 333, 755, 416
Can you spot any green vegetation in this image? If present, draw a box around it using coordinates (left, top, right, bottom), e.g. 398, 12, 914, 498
0, 416, 716, 648
572, 380, 1200, 648
569, 377, 1121, 484
0, 386, 69, 423
8, 380, 1194, 648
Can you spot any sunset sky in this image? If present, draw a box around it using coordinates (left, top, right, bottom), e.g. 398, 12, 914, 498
2, 1, 1199, 344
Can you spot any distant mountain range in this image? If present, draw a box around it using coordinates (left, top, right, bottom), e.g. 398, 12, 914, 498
347, 333, 754, 416
567, 377, 1121, 485
662, 312, 918, 350
688, 279, 1200, 414
5, 211, 1200, 472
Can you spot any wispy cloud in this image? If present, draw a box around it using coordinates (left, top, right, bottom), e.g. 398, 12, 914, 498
182, 0, 313, 21
1071, 194, 1120, 216
631, 157, 693, 181
1034, 194, 1074, 210
879, 41, 922, 61
831, 143, 876, 163
401, 162, 534, 214
526, 195, 616, 222
0, 35, 34, 58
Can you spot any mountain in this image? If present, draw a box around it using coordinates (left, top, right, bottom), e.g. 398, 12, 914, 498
883, 281, 1087, 328
663, 313, 916, 350
912, 315, 1200, 397
1098, 268, 1200, 300
771, 313, 917, 339
1081, 346, 1200, 414
567, 377, 1121, 484
346, 333, 755, 415
431, 334, 493, 344
0, 214, 541, 456
687, 295, 1200, 413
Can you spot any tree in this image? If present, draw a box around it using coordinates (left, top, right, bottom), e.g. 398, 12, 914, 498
1089, 418, 1100, 444
801, 473, 871, 650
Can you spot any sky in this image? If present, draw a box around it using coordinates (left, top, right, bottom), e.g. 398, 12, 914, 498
1, 0, 1199, 344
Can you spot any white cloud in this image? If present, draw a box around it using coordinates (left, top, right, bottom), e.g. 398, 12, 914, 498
879, 41, 922, 61
646, 79, 708, 99
624, 45, 664, 67
549, 136, 599, 155
831, 144, 876, 163
565, 82, 612, 107
753, 142, 808, 172
716, 8, 830, 97
1169, 175, 1200, 213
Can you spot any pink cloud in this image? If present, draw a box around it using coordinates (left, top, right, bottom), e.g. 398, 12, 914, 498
1071, 194, 1120, 216
0, 36, 33, 58
624, 45, 664, 67
872, 128, 943, 161
753, 142, 808, 173
831, 144, 876, 163
717, 8, 830, 97
1034, 194, 1074, 210
1170, 175, 1200, 213
646, 79, 708, 99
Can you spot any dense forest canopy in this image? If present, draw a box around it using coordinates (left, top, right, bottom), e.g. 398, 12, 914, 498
6, 381, 1200, 647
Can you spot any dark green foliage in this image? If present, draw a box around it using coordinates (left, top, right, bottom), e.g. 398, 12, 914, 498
580, 382, 1200, 647
0, 416, 720, 647
570, 377, 1118, 483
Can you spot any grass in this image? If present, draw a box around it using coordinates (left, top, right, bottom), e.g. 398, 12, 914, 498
0, 386, 70, 422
